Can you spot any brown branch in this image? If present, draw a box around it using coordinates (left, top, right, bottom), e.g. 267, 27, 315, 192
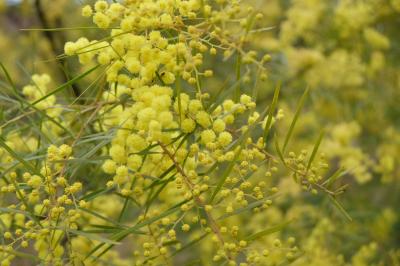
34, 0, 82, 99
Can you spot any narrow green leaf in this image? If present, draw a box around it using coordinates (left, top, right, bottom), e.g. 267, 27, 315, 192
145, 165, 176, 190
209, 147, 242, 203
162, 240, 180, 247
206, 78, 229, 111
60, 228, 121, 245
328, 195, 352, 222
78, 207, 126, 229
86, 199, 188, 261
245, 220, 293, 241
0, 62, 74, 137
170, 233, 208, 257
323, 167, 347, 188
79, 187, 114, 202
145, 175, 175, 213
207, 75, 246, 113
0, 137, 44, 178
82, 225, 144, 235
306, 130, 325, 171
277, 252, 304, 266
274, 136, 286, 166
0, 207, 44, 220
1, 249, 39, 261
234, 54, 242, 101
282, 86, 309, 153
82, 229, 120, 234
20, 26, 108, 31
263, 82, 281, 143
0, 62, 19, 99
30, 64, 101, 107
217, 199, 264, 221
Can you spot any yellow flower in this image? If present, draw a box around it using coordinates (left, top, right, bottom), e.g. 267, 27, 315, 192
82, 5, 93, 17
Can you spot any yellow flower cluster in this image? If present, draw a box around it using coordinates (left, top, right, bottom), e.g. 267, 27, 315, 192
58, 0, 302, 264
0, 144, 89, 265
22, 74, 54, 110
65, 0, 217, 87
257, 0, 400, 188
6, 0, 397, 265
21, 74, 67, 137
323, 122, 372, 184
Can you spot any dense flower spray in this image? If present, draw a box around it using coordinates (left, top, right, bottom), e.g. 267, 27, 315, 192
0, 0, 398, 266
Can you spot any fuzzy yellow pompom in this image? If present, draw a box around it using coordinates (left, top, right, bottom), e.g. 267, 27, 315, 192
201, 129, 216, 144
181, 224, 190, 232
116, 165, 128, 177
161, 72, 175, 84
82, 5, 93, 17
196, 111, 211, 128
218, 132, 232, 147
126, 134, 147, 152
109, 145, 126, 163
127, 155, 142, 170
94, 1, 108, 12
64, 42, 77, 56
182, 118, 196, 133
213, 119, 226, 133
59, 144, 72, 158
102, 159, 117, 174
93, 12, 110, 29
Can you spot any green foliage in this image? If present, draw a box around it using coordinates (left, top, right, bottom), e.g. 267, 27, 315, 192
0, 0, 398, 266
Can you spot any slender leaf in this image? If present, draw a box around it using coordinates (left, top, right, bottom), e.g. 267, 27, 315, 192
274, 136, 286, 166
306, 130, 325, 171
209, 147, 242, 203
246, 220, 293, 241
0, 137, 44, 178
328, 195, 352, 222
323, 167, 347, 188
86, 199, 188, 261
170, 233, 208, 257
234, 54, 242, 101
263, 82, 281, 143
30, 65, 101, 107
59, 228, 121, 245
282, 86, 309, 153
